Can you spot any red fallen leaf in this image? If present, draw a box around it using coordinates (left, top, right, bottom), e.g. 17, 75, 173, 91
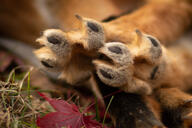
37, 92, 106, 128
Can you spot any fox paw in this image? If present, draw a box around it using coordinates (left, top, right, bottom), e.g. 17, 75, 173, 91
93, 30, 166, 95
93, 42, 152, 95
93, 42, 134, 86
34, 15, 105, 84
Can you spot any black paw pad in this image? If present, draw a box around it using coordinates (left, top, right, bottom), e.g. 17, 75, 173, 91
108, 46, 122, 54
41, 61, 53, 68
87, 22, 99, 32
47, 35, 62, 44
148, 36, 159, 47
100, 69, 113, 79
150, 66, 159, 80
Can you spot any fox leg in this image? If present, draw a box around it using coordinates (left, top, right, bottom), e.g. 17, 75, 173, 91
104, 0, 192, 45
93, 72, 165, 128
155, 88, 192, 128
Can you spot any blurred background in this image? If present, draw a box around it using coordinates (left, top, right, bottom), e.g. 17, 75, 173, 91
0, 0, 143, 46
0, 0, 145, 80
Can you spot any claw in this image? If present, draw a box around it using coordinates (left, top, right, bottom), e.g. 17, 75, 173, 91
134, 29, 143, 46
75, 14, 83, 21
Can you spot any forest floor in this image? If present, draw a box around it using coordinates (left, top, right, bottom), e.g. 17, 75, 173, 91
0, 49, 112, 128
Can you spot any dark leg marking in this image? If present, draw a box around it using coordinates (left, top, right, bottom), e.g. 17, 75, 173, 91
161, 107, 183, 128
93, 72, 164, 128
150, 66, 159, 80
41, 61, 53, 68
100, 69, 113, 79
108, 46, 123, 54
148, 36, 159, 47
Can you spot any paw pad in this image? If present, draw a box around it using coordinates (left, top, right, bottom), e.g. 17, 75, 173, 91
147, 36, 159, 47
47, 35, 62, 44
87, 22, 99, 32
41, 60, 54, 68
98, 42, 133, 66
108, 46, 123, 54
99, 69, 113, 79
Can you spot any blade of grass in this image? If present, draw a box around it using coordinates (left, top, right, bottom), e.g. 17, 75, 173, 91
18, 67, 33, 92
102, 96, 114, 127
1, 91, 7, 113
6, 108, 10, 128
27, 71, 31, 104
27, 71, 30, 96
12, 70, 15, 83
94, 96, 100, 122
